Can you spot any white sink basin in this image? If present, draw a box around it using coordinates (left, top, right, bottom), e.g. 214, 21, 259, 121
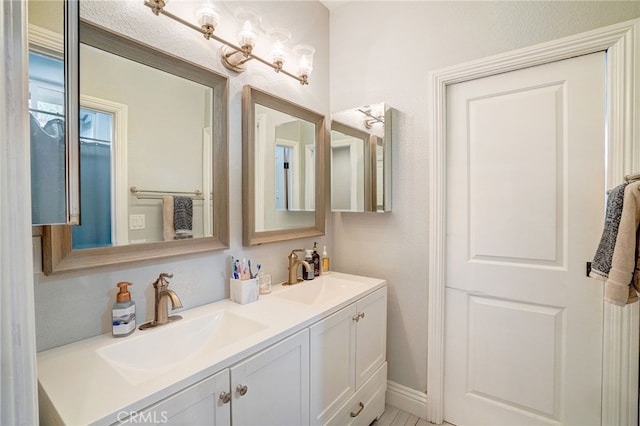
97, 310, 267, 385
273, 275, 368, 306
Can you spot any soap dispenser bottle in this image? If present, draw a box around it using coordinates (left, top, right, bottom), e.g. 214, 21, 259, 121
303, 250, 315, 280
112, 282, 136, 337
321, 246, 330, 274
312, 242, 321, 277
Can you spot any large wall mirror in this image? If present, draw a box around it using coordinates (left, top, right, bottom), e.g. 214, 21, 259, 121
28, 0, 79, 225
42, 20, 229, 274
331, 103, 392, 213
242, 85, 325, 246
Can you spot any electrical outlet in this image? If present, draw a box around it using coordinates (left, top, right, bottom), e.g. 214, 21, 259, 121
129, 214, 145, 230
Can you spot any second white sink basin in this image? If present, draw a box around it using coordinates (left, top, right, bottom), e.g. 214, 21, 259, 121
273, 275, 368, 306
97, 310, 267, 385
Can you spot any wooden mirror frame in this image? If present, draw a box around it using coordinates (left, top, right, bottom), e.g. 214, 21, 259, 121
242, 85, 326, 246
42, 20, 229, 275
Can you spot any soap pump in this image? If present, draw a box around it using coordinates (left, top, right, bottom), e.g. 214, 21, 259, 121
112, 282, 136, 337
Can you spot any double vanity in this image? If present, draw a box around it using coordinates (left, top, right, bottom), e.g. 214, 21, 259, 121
38, 273, 387, 426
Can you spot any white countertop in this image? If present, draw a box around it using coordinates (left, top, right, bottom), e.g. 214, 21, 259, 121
37, 272, 386, 426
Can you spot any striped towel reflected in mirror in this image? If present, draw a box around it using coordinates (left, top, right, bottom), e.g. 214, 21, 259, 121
162, 195, 193, 241
173, 196, 193, 240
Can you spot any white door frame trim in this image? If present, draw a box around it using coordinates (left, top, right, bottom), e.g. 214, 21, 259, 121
427, 19, 640, 425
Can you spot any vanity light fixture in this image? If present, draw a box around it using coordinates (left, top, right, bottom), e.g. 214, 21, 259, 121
358, 104, 385, 129
145, 0, 314, 85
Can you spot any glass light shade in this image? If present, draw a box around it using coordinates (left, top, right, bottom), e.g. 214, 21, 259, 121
195, 3, 220, 29
270, 40, 286, 66
238, 20, 257, 49
294, 45, 315, 77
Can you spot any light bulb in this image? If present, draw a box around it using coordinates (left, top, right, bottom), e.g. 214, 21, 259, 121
195, 3, 220, 31
294, 45, 315, 78
238, 20, 257, 53
271, 40, 286, 69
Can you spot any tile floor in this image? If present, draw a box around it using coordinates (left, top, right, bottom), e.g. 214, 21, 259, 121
372, 404, 454, 426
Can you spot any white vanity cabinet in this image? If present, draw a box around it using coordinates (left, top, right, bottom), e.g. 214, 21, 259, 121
121, 330, 310, 426
119, 369, 231, 426
230, 329, 310, 426
37, 273, 386, 426
309, 287, 387, 426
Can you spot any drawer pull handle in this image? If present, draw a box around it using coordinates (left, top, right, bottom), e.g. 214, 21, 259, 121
219, 391, 231, 404
350, 402, 365, 417
236, 384, 248, 396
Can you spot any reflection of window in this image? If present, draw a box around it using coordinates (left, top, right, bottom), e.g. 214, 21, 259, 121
72, 108, 114, 250
28, 50, 66, 225
28, 51, 65, 126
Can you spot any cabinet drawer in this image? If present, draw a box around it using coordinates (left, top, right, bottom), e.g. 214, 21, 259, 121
325, 362, 387, 426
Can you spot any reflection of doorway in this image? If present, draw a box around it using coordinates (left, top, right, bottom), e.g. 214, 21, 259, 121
331, 139, 362, 211
304, 145, 315, 210
75, 96, 128, 248
275, 139, 300, 211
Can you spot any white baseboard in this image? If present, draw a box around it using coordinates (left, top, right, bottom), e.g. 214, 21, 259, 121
386, 380, 428, 419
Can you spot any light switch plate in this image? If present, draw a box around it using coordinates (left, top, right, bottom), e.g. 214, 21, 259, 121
129, 214, 145, 230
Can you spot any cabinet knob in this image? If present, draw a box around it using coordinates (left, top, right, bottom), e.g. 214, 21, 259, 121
219, 391, 231, 404
236, 384, 248, 396
350, 402, 365, 417
352, 312, 366, 322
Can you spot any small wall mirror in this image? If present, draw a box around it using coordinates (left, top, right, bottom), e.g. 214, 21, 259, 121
243, 85, 325, 246
28, 0, 79, 225
331, 103, 392, 212
42, 20, 229, 274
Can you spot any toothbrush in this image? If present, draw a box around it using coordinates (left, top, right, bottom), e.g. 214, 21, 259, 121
249, 259, 254, 279
242, 258, 248, 280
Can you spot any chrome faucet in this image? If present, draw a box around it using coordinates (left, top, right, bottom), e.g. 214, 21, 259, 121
139, 272, 183, 330
286, 249, 311, 285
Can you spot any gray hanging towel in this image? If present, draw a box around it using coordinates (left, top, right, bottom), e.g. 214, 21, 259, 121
590, 182, 628, 280
173, 196, 193, 239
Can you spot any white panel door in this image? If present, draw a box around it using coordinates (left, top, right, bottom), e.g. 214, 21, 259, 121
444, 52, 606, 426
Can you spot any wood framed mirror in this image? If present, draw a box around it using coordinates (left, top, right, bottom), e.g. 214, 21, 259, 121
242, 85, 325, 246
42, 20, 229, 275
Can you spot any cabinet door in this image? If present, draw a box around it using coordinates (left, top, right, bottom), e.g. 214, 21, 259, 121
122, 369, 231, 425
355, 287, 387, 388
231, 329, 310, 426
309, 303, 357, 425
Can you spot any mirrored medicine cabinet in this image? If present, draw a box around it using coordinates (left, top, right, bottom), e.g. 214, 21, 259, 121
242, 85, 326, 246
40, 17, 229, 275
331, 103, 392, 213
28, 0, 79, 225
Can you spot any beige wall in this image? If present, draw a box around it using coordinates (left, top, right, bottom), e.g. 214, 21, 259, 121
329, 1, 640, 393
